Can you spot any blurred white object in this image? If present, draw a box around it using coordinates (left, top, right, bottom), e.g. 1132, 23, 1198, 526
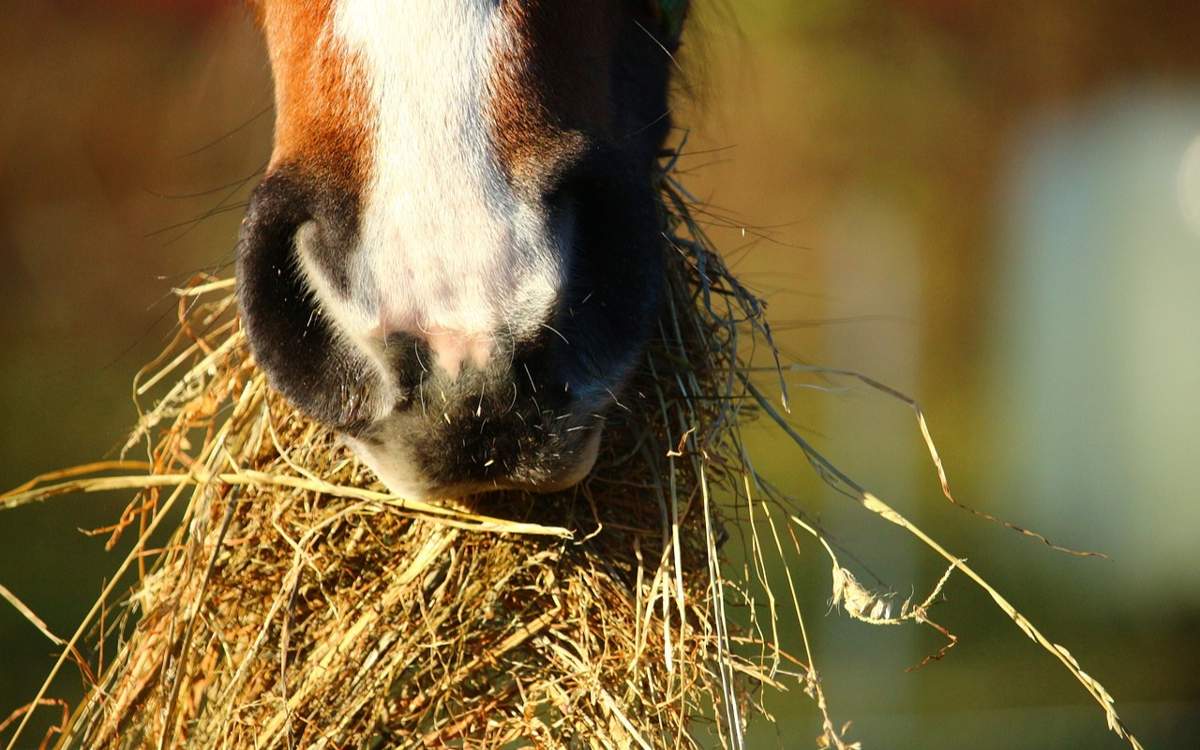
995, 86, 1200, 605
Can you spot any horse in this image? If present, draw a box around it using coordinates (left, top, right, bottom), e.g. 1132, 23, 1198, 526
236, 1, 690, 499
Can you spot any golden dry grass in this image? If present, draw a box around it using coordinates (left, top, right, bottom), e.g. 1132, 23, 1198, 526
0, 155, 1142, 750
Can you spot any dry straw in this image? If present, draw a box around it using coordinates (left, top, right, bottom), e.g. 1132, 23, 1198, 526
2, 150, 1142, 749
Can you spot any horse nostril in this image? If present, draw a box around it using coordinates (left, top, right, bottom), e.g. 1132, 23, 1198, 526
237, 169, 388, 432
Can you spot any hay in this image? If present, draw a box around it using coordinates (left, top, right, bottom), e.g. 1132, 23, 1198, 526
1, 153, 1143, 750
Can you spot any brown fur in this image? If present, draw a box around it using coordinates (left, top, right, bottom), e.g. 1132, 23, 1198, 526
490, 0, 622, 191
253, 0, 372, 189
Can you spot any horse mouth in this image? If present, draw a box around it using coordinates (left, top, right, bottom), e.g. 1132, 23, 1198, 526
343, 408, 606, 500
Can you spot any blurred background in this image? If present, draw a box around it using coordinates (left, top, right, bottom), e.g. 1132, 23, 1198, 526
1, 0, 1197, 747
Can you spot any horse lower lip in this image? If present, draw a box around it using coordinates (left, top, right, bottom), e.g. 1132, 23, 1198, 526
508, 427, 602, 493
459, 423, 603, 495
344, 411, 604, 499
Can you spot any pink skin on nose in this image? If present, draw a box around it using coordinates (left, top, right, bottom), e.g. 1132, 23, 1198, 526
367, 303, 493, 379
425, 328, 493, 378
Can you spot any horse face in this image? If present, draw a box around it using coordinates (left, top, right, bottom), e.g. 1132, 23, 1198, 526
237, 1, 688, 498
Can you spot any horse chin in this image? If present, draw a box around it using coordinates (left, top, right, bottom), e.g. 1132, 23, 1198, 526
505, 427, 602, 495
343, 419, 604, 501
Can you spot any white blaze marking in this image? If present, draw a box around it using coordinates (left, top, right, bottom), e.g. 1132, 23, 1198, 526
312, 0, 561, 385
